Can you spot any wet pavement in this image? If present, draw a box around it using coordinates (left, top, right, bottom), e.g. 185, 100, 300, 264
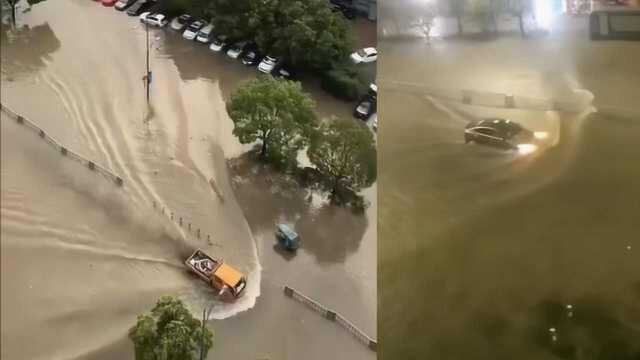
1, 1, 376, 359
379, 6, 640, 360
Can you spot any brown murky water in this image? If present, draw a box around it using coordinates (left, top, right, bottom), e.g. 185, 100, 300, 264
378, 6, 640, 360
1, 1, 375, 359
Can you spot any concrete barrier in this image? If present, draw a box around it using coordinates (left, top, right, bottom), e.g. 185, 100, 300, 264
380, 80, 594, 113
283, 285, 377, 352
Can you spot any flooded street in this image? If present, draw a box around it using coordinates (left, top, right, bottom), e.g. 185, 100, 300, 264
1, 1, 375, 359
379, 6, 640, 360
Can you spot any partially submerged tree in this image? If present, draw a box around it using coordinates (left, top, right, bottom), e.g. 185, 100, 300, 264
308, 119, 376, 202
228, 76, 316, 169
129, 296, 213, 360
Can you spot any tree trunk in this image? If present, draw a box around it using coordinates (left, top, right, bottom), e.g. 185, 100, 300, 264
260, 140, 267, 158
330, 176, 341, 203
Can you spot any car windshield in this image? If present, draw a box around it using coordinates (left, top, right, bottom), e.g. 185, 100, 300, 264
265, 57, 276, 64
178, 15, 190, 24
188, 22, 201, 30
356, 49, 367, 57
476, 128, 497, 136
245, 52, 256, 59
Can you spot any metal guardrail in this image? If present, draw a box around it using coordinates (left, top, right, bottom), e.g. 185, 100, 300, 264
0, 102, 124, 186
283, 285, 377, 352
1, 101, 220, 247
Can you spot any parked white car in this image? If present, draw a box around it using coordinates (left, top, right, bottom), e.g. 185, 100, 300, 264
257, 56, 279, 74
139, 11, 151, 23
196, 24, 214, 43
351, 47, 378, 64
226, 41, 248, 59
209, 36, 228, 52
182, 20, 205, 40
145, 13, 169, 27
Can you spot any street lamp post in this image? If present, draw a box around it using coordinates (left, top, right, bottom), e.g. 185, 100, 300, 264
145, 21, 150, 105
200, 304, 213, 360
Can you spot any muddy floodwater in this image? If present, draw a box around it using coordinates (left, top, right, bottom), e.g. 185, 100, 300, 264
1, 1, 375, 359
378, 6, 640, 360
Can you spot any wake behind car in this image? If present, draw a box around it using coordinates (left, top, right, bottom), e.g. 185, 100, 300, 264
196, 24, 214, 43
114, 0, 137, 10
351, 47, 378, 64
183, 20, 205, 40
258, 55, 280, 74
126, 0, 154, 16
464, 118, 547, 152
170, 14, 192, 31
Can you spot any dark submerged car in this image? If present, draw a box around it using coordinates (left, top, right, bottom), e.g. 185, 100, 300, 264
241, 45, 262, 66
464, 118, 533, 149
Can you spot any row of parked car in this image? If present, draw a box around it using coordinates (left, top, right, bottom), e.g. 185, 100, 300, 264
100, 0, 377, 128
108, 0, 297, 79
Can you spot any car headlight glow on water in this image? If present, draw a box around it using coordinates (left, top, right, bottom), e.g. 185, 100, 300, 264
534, 131, 549, 140
534, 0, 555, 30
517, 143, 538, 155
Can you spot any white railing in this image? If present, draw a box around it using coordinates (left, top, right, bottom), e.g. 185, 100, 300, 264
283, 285, 377, 352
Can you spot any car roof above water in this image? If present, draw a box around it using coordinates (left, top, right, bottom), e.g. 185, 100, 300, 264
277, 224, 298, 239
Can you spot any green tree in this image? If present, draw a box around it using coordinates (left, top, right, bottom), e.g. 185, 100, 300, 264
208, 0, 253, 40
244, 0, 353, 71
128, 296, 213, 360
308, 119, 376, 201
228, 76, 316, 169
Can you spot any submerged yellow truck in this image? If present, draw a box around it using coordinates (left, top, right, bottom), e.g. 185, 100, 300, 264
185, 249, 247, 299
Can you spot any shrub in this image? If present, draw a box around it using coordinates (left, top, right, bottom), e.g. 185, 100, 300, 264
321, 66, 366, 101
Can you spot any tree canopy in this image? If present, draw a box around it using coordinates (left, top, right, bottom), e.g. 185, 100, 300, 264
228, 76, 316, 169
308, 118, 376, 199
128, 296, 213, 360
207, 0, 353, 71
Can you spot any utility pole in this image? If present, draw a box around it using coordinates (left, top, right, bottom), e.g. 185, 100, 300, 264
200, 304, 213, 360
145, 20, 151, 105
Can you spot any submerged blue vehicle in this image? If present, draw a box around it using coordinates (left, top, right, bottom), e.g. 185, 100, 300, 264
275, 224, 300, 250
